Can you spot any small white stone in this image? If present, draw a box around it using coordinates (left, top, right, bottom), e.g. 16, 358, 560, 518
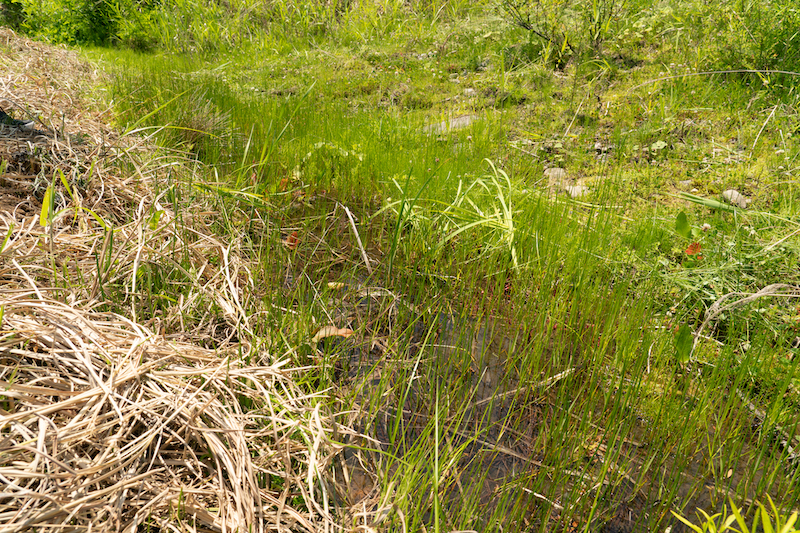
722, 189, 748, 209
544, 167, 568, 191
566, 185, 589, 198
543, 167, 567, 180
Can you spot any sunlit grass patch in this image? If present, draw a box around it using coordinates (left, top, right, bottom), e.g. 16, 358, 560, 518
44, 0, 800, 529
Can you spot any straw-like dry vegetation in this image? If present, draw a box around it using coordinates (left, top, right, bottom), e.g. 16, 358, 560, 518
4, 0, 800, 526
0, 28, 346, 532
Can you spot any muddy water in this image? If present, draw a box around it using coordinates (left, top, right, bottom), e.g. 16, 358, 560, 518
331, 311, 541, 514
325, 288, 576, 527
321, 287, 799, 532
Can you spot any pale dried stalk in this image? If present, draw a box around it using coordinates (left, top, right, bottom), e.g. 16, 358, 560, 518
0, 27, 347, 533
0, 294, 335, 532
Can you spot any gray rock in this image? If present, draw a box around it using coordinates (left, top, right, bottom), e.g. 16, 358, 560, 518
544, 167, 567, 192
0, 108, 34, 131
423, 114, 478, 135
543, 168, 592, 197
565, 185, 589, 198
543, 167, 567, 181
593, 141, 612, 153
722, 189, 749, 208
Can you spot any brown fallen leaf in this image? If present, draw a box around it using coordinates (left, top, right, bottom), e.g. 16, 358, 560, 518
282, 231, 300, 250
685, 242, 702, 255
312, 326, 354, 343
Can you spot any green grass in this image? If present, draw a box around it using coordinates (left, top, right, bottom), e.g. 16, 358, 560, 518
65, 0, 800, 530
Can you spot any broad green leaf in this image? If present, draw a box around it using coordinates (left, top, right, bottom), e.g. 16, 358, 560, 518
696, 509, 716, 532
40, 186, 53, 227
730, 500, 751, 533
675, 323, 693, 364
762, 505, 775, 533
721, 514, 737, 531
0, 221, 12, 253
149, 209, 164, 231
678, 191, 737, 213
676, 211, 691, 240
778, 512, 797, 533
193, 182, 270, 207
81, 207, 109, 231
671, 511, 704, 533
651, 140, 668, 151
57, 169, 75, 203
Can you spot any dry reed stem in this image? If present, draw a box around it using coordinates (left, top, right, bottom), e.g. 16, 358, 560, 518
0, 28, 346, 532
693, 283, 800, 355
0, 293, 334, 532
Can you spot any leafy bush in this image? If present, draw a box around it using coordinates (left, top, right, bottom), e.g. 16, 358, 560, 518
110, 0, 159, 51
10, 0, 118, 45
0, 0, 24, 29
0, 0, 159, 47
707, 0, 800, 89
499, 0, 626, 68
3, 0, 485, 51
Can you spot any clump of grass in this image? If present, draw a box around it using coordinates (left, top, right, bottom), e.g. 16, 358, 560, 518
0, 28, 354, 532
675, 496, 799, 533
0, 296, 334, 531
54, 0, 800, 529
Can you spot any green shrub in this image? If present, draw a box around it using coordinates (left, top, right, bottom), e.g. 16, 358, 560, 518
708, 0, 800, 89
0, 0, 25, 29
14, 0, 117, 45
110, 0, 159, 51
499, 0, 626, 68
0, 0, 158, 47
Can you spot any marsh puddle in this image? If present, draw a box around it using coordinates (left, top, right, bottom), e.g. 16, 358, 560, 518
318, 285, 797, 532
330, 310, 540, 513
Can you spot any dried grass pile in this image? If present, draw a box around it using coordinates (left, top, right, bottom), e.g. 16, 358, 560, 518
0, 28, 342, 532
0, 296, 337, 531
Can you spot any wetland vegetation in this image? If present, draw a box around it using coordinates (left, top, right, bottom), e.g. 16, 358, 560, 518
2, 0, 800, 530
